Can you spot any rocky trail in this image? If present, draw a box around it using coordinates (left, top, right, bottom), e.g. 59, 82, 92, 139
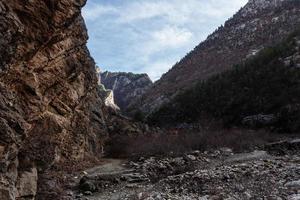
73, 139, 300, 200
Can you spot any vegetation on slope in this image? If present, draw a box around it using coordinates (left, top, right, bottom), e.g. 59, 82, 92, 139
148, 30, 300, 133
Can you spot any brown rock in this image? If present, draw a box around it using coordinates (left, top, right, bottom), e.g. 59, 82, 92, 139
17, 167, 38, 198
0, 188, 15, 200
0, 0, 110, 199
0, 145, 4, 157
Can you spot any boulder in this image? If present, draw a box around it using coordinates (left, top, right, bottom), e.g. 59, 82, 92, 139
79, 181, 96, 193
79, 177, 96, 193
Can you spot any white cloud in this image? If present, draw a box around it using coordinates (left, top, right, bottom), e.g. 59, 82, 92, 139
152, 26, 193, 48
82, 4, 117, 21
116, 0, 248, 25
118, 1, 188, 24
136, 26, 193, 62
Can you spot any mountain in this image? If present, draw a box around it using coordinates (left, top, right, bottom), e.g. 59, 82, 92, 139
136, 0, 300, 113
100, 71, 153, 111
148, 29, 300, 132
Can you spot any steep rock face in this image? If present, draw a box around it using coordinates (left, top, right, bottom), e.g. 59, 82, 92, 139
138, 0, 300, 113
100, 71, 153, 111
0, 0, 108, 199
98, 85, 120, 111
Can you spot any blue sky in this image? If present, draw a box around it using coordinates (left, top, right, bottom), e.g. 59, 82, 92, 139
83, 0, 248, 81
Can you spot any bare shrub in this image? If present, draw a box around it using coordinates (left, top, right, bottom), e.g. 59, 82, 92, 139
105, 129, 279, 159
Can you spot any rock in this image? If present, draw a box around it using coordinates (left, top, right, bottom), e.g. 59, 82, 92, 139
284, 59, 292, 66
244, 191, 252, 199
220, 148, 233, 156
265, 139, 300, 154
16, 167, 38, 198
100, 71, 153, 111
199, 195, 210, 200
0, 145, 4, 157
121, 173, 150, 183
83, 191, 92, 196
125, 184, 141, 189
190, 150, 201, 156
225, 151, 269, 163
98, 83, 120, 111
288, 194, 300, 200
75, 193, 83, 198
0, 188, 14, 200
285, 180, 300, 190
242, 114, 277, 128
184, 154, 197, 161
79, 181, 96, 193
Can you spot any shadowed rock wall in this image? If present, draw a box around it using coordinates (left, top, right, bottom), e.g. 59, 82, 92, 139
0, 0, 108, 199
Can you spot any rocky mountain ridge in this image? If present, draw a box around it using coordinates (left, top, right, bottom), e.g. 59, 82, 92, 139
100, 71, 153, 111
148, 29, 300, 131
136, 0, 300, 113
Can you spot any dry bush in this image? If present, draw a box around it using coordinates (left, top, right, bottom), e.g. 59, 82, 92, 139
105, 129, 279, 159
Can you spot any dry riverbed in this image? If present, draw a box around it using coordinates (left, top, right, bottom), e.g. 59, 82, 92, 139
72, 139, 300, 200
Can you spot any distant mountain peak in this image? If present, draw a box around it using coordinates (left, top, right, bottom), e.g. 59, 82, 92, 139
100, 71, 153, 111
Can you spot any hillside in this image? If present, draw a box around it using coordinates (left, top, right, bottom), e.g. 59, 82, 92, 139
136, 0, 300, 113
148, 29, 300, 132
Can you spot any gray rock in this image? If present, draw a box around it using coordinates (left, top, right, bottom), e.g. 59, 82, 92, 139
265, 139, 300, 154
84, 191, 93, 196
100, 71, 153, 111
225, 151, 269, 163
242, 114, 277, 127
79, 181, 96, 192
288, 194, 300, 200
185, 154, 197, 161
285, 180, 300, 190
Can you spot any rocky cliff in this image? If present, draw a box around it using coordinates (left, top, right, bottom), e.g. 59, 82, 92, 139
0, 1, 109, 199
137, 0, 300, 113
100, 71, 153, 111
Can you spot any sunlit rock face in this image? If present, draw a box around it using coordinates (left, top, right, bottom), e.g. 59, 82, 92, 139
136, 0, 300, 113
0, 0, 108, 199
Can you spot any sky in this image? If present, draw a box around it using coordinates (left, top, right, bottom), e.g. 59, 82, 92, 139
82, 0, 248, 81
